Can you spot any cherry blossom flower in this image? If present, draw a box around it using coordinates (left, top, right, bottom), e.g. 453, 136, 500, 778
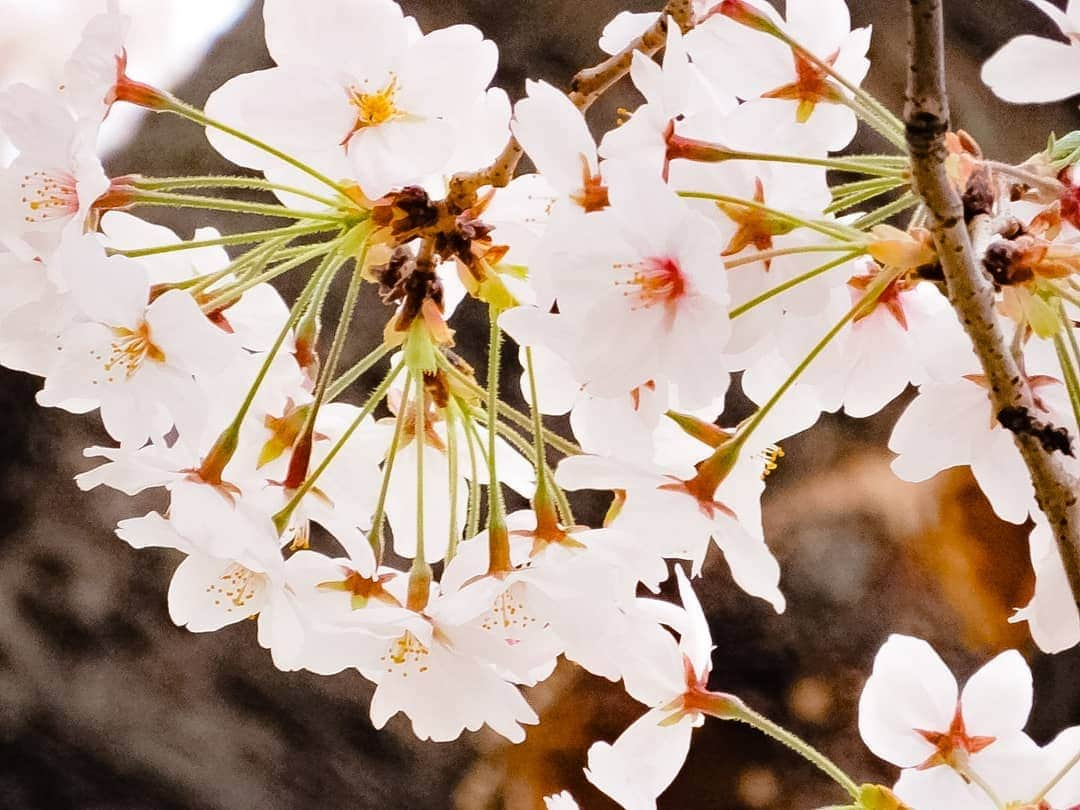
511, 80, 608, 215
37, 234, 236, 447
859, 634, 1045, 808
204, 0, 501, 196
530, 166, 731, 407
557, 429, 786, 611
687, 0, 871, 153
584, 567, 711, 810
0, 84, 109, 258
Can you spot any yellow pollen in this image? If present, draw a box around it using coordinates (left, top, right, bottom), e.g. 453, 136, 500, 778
759, 444, 784, 479
100, 320, 165, 380
203, 563, 265, 613
348, 77, 401, 130
20, 169, 79, 224
379, 631, 430, 675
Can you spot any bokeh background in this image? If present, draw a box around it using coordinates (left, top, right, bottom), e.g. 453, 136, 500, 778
0, 1, 1078, 808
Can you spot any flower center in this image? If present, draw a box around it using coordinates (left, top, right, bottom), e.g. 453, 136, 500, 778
480, 584, 542, 643
104, 320, 165, 380
20, 169, 79, 224
913, 704, 996, 771
760, 49, 843, 123
381, 631, 430, 675
206, 562, 267, 614
347, 77, 402, 133
622, 256, 686, 309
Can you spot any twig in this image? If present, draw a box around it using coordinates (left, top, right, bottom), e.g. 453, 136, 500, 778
445, 0, 695, 212
905, 0, 1080, 608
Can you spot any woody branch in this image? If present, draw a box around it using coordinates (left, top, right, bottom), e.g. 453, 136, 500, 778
905, 0, 1080, 608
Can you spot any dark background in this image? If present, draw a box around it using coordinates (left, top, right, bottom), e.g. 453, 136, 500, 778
0, 1, 1077, 808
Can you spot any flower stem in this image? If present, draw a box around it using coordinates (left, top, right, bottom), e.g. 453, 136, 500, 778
677, 190, 862, 241
326, 343, 393, 402
486, 307, 511, 573
445, 401, 462, 563
200, 241, 336, 312
130, 190, 347, 222
731, 264, 902, 451
724, 243, 859, 270
111, 222, 342, 258
370, 373, 413, 564
729, 251, 863, 318
1051, 300, 1080, 435
826, 179, 909, 215
437, 354, 583, 458
697, 691, 860, 800
134, 175, 343, 209
157, 94, 349, 195
835, 92, 909, 152
1031, 744, 1080, 803
458, 400, 483, 541
272, 360, 404, 532
851, 191, 919, 230
669, 137, 907, 177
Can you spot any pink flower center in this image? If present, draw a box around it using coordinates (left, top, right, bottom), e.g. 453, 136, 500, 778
623, 256, 686, 309
20, 169, 79, 224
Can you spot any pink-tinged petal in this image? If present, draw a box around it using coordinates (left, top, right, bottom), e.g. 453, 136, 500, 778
512, 80, 597, 195
858, 634, 958, 767
204, 67, 354, 169
959, 649, 1033, 739
599, 11, 658, 55
144, 289, 235, 376
983, 36, 1080, 103
263, 0, 405, 77
1012, 519, 1080, 653
168, 553, 270, 632
674, 565, 713, 680
585, 708, 695, 810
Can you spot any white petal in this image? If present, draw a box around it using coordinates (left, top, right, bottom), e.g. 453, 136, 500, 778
585, 709, 694, 810
263, 0, 405, 77
959, 650, 1033, 739
512, 80, 596, 195
858, 634, 958, 767
204, 67, 355, 169
982, 36, 1080, 103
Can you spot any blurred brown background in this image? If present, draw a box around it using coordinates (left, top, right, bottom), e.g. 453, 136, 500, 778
0, 1, 1078, 808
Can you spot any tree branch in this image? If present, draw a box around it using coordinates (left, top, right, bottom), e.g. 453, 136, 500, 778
445, 0, 695, 212
905, 0, 1080, 608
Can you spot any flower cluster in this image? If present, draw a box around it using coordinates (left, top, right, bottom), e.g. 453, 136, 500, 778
2, 0, 1080, 807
